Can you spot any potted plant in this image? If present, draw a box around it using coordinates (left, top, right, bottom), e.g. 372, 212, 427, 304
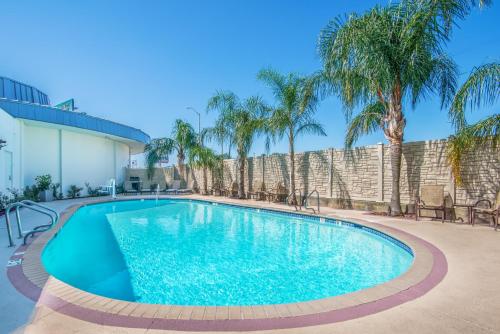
35, 174, 53, 202
67, 185, 83, 199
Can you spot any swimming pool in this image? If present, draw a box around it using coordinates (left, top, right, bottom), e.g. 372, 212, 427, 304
41, 199, 413, 306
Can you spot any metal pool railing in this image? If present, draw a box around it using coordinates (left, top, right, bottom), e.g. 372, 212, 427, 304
4, 200, 59, 247
304, 189, 320, 214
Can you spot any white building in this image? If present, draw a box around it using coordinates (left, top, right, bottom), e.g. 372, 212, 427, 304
0, 76, 150, 197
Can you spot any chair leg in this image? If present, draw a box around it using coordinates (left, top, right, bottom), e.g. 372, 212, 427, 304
472, 210, 475, 226
415, 206, 419, 221
495, 211, 498, 231
442, 208, 445, 224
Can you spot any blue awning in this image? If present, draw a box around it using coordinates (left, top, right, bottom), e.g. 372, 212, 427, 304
0, 99, 150, 144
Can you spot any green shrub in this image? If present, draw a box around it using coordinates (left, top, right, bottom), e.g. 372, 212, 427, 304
116, 183, 124, 194
51, 183, 63, 200
23, 185, 40, 201
7, 188, 23, 202
67, 185, 83, 199
85, 182, 102, 197
35, 174, 52, 191
0, 192, 11, 211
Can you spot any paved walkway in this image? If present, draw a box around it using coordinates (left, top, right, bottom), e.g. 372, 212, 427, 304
2, 195, 499, 333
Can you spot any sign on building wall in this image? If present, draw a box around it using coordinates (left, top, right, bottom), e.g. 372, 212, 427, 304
54, 98, 76, 111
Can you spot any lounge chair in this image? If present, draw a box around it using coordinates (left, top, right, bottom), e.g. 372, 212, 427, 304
165, 180, 181, 194
472, 191, 500, 229
98, 178, 116, 196
227, 182, 239, 198
266, 182, 288, 203
141, 183, 161, 195
415, 185, 447, 223
211, 181, 225, 196
165, 180, 192, 195
247, 181, 266, 200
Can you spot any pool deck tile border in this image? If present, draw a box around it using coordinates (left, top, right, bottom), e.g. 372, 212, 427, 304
7, 196, 448, 331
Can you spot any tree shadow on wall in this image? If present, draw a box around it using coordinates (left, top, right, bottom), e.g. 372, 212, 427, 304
458, 143, 499, 223
269, 154, 289, 189
331, 164, 352, 209
402, 142, 425, 210
297, 151, 328, 196
247, 157, 254, 192
222, 162, 234, 187
343, 146, 371, 171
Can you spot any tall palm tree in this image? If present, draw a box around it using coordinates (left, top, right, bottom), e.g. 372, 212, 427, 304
207, 91, 268, 198
188, 144, 218, 194
204, 118, 233, 158
447, 62, 499, 184
258, 68, 326, 204
144, 119, 197, 185
317, 0, 470, 215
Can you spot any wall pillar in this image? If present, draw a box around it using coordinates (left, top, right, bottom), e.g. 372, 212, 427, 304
261, 154, 265, 184
329, 148, 333, 198
377, 142, 384, 202
58, 129, 63, 193
113, 141, 117, 180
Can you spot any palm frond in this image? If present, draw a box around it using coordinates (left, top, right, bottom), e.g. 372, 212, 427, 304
296, 120, 327, 137
449, 62, 500, 130
144, 137, 175, 178
188, 145, 217, 170
257, 68, 287, 101
447, 113, 500, 184
345, 102, 385, 148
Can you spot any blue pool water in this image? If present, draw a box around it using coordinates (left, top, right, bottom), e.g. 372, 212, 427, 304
41, 199, 413, 306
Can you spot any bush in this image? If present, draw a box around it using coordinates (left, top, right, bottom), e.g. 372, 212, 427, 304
67, 185, 83, 199
0, 188, 30, 211
51, 183, 63, 200
0, 192, 11, 211
8, 188, 23, 202
23, 185, 40, 201
116, 183, 124, 194
35, 174, 52, 191
85, 182, 103, 197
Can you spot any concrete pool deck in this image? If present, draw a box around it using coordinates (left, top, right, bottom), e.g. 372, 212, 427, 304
2, 195, 500, 333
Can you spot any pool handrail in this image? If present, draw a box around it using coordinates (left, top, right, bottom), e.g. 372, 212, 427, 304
286, 189, 303, 211
4, 201, 58, 247
21, 200, 60, 221
304, 189, 320, 214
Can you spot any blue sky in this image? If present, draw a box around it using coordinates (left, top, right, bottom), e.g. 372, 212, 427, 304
1, 0, 498, 157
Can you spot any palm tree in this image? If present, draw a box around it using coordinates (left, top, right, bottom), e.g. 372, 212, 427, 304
207, 91, 268, 198
188, 144, 218, 194
258, 68, 326, 204
447, 62, 499, 184
317, 0, 472, 215
204, 118, 233, 158
144, 119, 197, 185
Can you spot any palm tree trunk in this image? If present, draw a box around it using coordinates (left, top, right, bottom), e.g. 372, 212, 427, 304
389, 138, 403, 215
387, 90, 404, 216
203, 166, 208, 194
178, 151, 185, 187
238, 155, 245, 199
289, 133, 297, 205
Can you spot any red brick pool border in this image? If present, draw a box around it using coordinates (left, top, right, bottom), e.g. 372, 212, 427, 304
7, 197, 447, 331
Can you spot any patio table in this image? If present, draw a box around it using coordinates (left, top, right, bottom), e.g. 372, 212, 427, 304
453, 203, 474, 225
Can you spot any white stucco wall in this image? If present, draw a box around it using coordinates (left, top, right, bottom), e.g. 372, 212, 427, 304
0, 109, 23, 194
22, 125, 131, 196
22, 124, 60, 187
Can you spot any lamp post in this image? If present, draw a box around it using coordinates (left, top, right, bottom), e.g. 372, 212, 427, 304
186, 107, 201, 144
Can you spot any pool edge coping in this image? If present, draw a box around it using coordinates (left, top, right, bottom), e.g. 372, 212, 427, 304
8, 196, 447, 331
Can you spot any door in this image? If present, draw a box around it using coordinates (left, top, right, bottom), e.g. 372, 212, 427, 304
4, 150, 13, 189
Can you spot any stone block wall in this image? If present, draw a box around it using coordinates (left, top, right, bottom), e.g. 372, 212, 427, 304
126, 138, 499, 216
